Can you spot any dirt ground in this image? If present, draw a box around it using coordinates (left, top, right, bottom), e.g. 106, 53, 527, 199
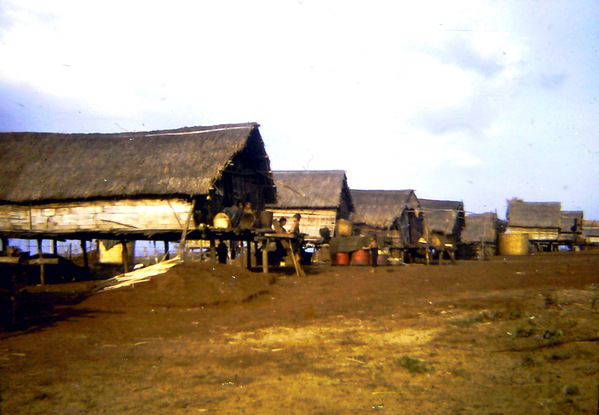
1, 251, 598, 414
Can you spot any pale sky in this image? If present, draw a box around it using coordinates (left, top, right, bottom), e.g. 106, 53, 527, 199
1, 0, 598, 219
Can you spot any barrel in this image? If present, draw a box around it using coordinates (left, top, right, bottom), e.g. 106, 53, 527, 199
350, 249, 370, 266
332, 252, 350, 265
377, 253, 389, 266
213, 212, 231, 229
259, 211, 273, 228
498, 233, 530, 255
336, 219, 353, 237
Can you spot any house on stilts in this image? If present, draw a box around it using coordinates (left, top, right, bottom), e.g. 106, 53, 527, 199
558, 211, 584, 250
0, 122, 276, 278
350, 189, 423, 260
457, 212, 501, 259
266, 170, 354, 241
418, 198, 465, 263
505, 199, 561, 252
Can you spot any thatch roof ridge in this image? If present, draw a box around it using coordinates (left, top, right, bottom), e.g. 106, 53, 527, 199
351, 189, 419, 228
507, 199, 562, 228
0, 122, 264, 203
419, 198, 464, 211
268, 170, 351, 209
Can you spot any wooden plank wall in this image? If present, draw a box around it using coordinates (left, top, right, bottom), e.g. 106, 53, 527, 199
270, 208, 337, 240
507, 227, 559, 241
0, 198, 193, 233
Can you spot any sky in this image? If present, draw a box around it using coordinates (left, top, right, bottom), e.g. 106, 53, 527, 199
1, 0, 598, 220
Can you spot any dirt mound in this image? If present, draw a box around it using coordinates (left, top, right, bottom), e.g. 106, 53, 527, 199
91, 262, 277, 309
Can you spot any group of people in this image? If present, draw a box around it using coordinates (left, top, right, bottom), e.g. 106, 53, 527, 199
214, 207, 303, 265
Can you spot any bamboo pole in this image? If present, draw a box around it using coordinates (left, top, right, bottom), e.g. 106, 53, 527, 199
177, 199, 196, 261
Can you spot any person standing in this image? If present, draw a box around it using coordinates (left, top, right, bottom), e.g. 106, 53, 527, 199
287, 213, 302, 259
367, 234, 379, 273
216, 240, 228, 264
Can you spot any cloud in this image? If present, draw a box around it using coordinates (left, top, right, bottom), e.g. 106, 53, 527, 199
418, 37, 505, 78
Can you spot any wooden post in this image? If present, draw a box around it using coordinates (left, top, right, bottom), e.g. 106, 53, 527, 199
177, 199, 197, 261
81, 240, 89, 276
262, 239, 269, 274
246, 238, 252, 269
121, 240, 129, 273
53, 240, 58, 255
164, 241, 170, 261
210, 239, 216, 263
37, 239, 45, 285
1, 236, 8, 252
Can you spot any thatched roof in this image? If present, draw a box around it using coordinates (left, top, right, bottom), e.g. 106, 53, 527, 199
419, 199, 464, 211
0, 122, 269, 203
560, 211, 583, 232
461, 212, 497, 243
351, 189, 419, 228
268, 170, 353, 210
419, 198, 465, 234
507, 199, 561, 228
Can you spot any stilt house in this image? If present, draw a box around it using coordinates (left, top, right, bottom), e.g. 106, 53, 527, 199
419, 199, 466, 248
582, 220, 599, 246
458, 212, 498, 259
350, 189, 422, 247
0, 123, 276, 266
266, 170, 354, 240
506, 199, 561, 251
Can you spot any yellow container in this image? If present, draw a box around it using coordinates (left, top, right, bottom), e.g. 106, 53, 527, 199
213, 212, 231, 229
498, 233, 530, 255
336, 219, 353, 237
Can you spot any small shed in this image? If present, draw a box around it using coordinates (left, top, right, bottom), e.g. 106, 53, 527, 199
0, 122, 276, 270
506, 199, 562, 251
419, 199, 466, 248
457, 212, 498, 259
266, 170, 354, 240
350, 189, 422, 247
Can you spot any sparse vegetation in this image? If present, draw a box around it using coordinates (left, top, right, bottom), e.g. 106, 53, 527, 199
395, 356, 434, 374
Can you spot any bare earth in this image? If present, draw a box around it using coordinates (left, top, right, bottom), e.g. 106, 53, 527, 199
1, 251, 598, 414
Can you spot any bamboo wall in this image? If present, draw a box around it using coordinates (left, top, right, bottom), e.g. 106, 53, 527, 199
270, 208, 337, 240
0, 198, 193, 234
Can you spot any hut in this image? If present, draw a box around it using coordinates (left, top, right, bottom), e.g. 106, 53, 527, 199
351, 189, 422, 247
0, 122, 276, 272
505, 199, 561, 251
582, 220, 599, 247
419, 199, 466, 251
266, 170, 354, 241
558, 211, 584, 249
457, 212, 498, 259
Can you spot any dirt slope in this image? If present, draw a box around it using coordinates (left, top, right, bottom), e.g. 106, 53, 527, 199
1, 252, 598, 414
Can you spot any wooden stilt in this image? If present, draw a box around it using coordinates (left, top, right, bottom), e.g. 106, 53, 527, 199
81, 240, 89, 276
177, 199, 196, 262
164, 241, 170, 261
37, 239, 45, 285
121, 240, 129, 273
210, 239, 216, 263
246, 238, 252, 269
262, 239, 269, 274
53, 240, 58, 255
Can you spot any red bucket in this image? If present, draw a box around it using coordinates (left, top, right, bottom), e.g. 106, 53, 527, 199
332, 252, 350, 265
350, 249, 371, 266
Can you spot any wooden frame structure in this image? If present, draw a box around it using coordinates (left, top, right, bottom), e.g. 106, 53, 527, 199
0, 123, 276, 279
